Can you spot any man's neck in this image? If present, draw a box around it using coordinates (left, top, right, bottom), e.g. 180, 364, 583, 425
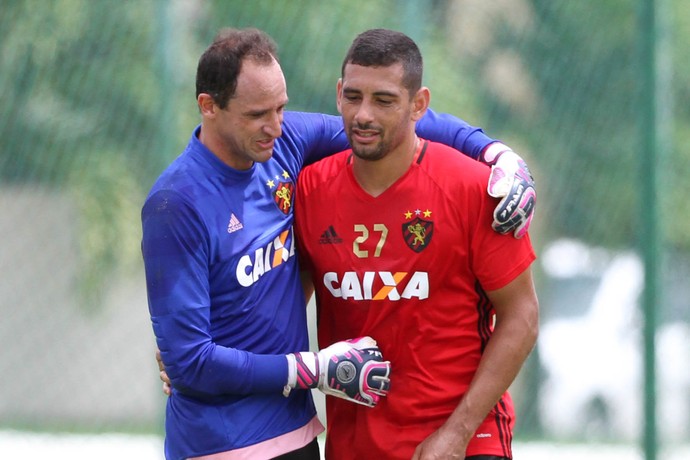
198, 125, 252, 170
352, 135, 420, 197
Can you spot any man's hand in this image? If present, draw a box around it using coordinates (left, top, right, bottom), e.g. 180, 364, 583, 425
411, 424, 468, 460
156, 349, 172, 396
481, 142, 536, 238
285, 336, 391, 407
319, 337, 391, 407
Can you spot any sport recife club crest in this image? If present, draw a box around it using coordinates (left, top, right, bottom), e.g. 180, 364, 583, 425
402, 209, 433, 252
273, 182, 293, 214
267, 171, 294, 215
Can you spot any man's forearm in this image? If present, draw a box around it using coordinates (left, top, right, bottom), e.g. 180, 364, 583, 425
445, 313, 538, 444
437, 271, 539, 450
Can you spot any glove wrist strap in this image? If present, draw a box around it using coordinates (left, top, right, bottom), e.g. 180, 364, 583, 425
283, 353, 297, 397
481, 142, 512, 165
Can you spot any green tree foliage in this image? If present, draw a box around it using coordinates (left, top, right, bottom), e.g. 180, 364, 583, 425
0, 0, 163, 184
439, 1, 640, 248
0, 0, 163, 306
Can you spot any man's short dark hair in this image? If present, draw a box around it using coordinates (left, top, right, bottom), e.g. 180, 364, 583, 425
341, 28, 423, 97
196, 28, 279, 109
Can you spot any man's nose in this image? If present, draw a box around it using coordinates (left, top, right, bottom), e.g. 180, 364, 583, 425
264, 112, 283, 138
354, 101, 374, 126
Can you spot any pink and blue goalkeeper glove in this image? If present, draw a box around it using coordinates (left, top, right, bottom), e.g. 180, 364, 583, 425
285, 336, 391, 407
481, 142, 536, 239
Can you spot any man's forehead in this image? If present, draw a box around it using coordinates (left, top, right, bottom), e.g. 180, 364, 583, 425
230, 93, 289, 114
343, 61, 405, 77
341, 62, 406, 94
233, 59, 288, 107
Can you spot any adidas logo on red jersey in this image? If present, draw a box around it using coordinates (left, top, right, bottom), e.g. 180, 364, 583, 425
319, 225, 343, 244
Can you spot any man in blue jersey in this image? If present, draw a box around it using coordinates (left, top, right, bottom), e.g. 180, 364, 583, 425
143, 28, 536, 460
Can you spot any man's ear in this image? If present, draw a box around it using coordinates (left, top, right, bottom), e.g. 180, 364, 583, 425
411, 86, 430, 121
198, 93, 217, 118
335, 78, 343, 114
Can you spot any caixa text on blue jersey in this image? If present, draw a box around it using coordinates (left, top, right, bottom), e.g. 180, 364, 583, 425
323, 271, 429, 301
235, 227, 295, 287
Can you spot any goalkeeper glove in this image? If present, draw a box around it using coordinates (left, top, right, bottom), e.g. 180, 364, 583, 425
284, 336, 391, 407
481, 142, 536, 238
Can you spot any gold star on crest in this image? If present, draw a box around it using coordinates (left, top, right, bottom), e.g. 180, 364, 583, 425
266, 179, 275, 188
404, 210, 413, 219
423, 209, 432, 218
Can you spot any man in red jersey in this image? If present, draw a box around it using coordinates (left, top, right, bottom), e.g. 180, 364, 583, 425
295, 29, 539, 460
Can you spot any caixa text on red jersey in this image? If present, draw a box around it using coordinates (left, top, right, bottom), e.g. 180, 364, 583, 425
322, 271, 429, 300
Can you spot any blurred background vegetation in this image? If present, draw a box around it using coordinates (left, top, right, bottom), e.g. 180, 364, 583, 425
1, 0, 688, 456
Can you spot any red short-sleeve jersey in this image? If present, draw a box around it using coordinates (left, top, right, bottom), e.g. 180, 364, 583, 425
295, 140, 535, 459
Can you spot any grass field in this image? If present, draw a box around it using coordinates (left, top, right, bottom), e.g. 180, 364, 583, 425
2, 430, 689, 459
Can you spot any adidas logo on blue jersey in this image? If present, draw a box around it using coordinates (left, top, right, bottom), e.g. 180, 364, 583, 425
227, 213, 243, 233
319, 225, 342, 244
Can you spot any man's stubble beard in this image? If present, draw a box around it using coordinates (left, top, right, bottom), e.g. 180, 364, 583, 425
351, 142, 387, 162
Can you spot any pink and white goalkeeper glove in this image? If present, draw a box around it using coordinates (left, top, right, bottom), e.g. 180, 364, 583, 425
284, 336, 391, 407
481, 142, 536, 239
